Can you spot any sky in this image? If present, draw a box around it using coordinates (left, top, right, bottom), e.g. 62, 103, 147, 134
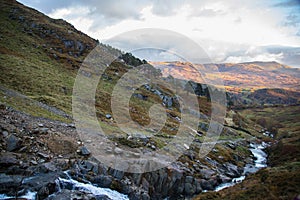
19, 0, 300, 67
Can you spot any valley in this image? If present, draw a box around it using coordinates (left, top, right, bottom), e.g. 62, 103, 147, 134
0, 1, 299, 200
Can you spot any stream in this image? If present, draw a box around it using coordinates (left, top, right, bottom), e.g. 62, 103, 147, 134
0, 171, 129, 200
0, 142, 268, 200
214, 142, 268, 191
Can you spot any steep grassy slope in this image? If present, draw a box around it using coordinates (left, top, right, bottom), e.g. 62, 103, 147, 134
0, 0, 96, 114
0, 0, 202, 145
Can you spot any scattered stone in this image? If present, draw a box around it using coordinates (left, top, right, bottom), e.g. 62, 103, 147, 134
30, 160, 38, 165
227, 142, 236, 150
40, 128, 49, 134
114, 147, 123, 154
79, 146, 91, 156
2, 131, 8, 138
38, 123, 44, 127
37, 152, 50, 159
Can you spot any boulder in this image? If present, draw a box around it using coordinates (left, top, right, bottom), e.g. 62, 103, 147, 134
92, 175, 112, 188
6, 134, 22, 151
79, 146, 91, 156
45, 189, 99, 200
0, 154, 19, 167
0, 173, 23, 195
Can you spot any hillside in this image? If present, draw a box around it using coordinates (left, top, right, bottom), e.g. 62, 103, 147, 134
0, 1, 299, 200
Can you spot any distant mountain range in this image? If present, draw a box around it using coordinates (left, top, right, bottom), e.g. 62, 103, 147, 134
150, 61, 300, 92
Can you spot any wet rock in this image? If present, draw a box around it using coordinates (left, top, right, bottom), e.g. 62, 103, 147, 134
23, 173, 58, 194
6, 134, 22, 151
200, 179, 214, 190
0, 154, 19, 167
45, 189, 97, 200
95, 194, 113, 200
223, 163, 241, 178
219, 175, 231, 183
0, 173, 23, 195
92, 175, 112, 187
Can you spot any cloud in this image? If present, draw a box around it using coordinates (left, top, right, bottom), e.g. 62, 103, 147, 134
18, 0, 300, 67
273, 0, 300, 7
222, 45, 300, 67
150, 0, 184, 16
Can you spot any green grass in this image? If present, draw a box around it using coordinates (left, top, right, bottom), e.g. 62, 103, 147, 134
0, 90, 70, 122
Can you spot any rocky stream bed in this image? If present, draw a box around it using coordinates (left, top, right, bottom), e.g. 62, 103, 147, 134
0, 104, 269, 200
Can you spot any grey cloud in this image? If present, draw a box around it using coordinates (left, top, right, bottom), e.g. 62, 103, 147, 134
284, 13, 300, 26
106, 28, 211, 63
19, 0, 80, 14
274, 0, 300, 7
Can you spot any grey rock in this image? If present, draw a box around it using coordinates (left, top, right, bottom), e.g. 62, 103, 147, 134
0, 173, 23, 195
40, 128, 49, 134
6, 134, 22, 151
105, 114, 112, 119
200, 169, 215, 179
184, 182, 196, 196
133, 93, 147, 100
30, 160, 38, 165
200, 179, 214, 190
0, 155, 18, 167
37, 152, 50, 159
45, 189, 97, 200
224, 163, 240, 178
111, 169, 124, 180
195, 179, 202, 193
114, 147, 123, 154
2, 131, 8, 138
39, 162, 58, 173
141, 192, 150, 200
185, 176, 194, 183
80, 146, 91, 156
92, 175, 112, 187
38, 123, 44, 127
95, 194, 113, 200
227, 142, 236, 150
